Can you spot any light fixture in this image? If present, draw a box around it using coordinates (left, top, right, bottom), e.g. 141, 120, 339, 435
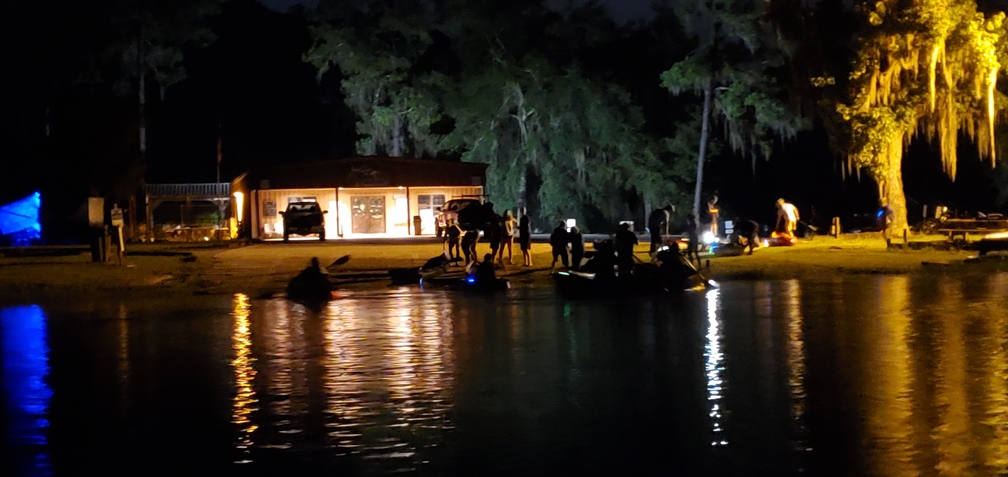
233, 191, 244, 223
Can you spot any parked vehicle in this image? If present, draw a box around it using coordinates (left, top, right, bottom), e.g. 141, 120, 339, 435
280, 201, 327, 241
436, 198, 497, 231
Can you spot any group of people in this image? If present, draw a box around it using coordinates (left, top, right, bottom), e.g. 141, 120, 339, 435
443, 204, 533, 270
550, 221, 640, 277
641, 196, 802, 258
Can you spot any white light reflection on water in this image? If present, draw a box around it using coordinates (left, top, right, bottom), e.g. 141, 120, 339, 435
231, 293, 258, 464
322, 290, 455, 471
705, 288, 727, 447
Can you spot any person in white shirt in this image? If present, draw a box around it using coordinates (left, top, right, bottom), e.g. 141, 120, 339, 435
775, 199, 799, 235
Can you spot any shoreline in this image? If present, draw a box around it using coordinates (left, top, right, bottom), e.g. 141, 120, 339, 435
1, 236, 1002, 306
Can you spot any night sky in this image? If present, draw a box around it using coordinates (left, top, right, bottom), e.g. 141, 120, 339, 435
261, 0, 657, 23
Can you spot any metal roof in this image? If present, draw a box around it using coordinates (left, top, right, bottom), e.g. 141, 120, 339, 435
145, 183, 231, 199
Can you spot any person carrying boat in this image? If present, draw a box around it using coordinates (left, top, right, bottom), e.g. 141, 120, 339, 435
614, 222, 638, 278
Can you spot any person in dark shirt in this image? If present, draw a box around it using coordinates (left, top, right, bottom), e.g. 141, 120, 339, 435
487, 216, 502, 263
446, 220, 462, 262
568, 226, 585, 271
519, 207, 532, 267
549, 222, 570, 270
613, 222, 638, 278
461, 229, 479, 267
474, 253, 497, 284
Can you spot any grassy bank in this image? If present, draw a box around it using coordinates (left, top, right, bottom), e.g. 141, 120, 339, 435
0, 234, 1001, 305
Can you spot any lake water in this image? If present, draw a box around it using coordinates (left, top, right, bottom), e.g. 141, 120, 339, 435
3, 273, 1008, 476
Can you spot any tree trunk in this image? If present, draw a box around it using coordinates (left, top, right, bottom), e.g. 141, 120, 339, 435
693, 83, 713, 222
392, 113, 403, 157
881, 154, 909, 238
139, 71, 146, 156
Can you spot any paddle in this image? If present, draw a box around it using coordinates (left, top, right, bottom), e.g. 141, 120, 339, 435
324, 255, 351, 273
680, 253, 716, 289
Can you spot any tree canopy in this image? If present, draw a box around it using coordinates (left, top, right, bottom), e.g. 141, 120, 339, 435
838, 0, 1008, 232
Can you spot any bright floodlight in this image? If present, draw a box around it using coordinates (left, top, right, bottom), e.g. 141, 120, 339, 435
702, 231, 716, 245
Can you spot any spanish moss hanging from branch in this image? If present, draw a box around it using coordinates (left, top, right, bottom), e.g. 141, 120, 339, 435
838, 0, 1008, 234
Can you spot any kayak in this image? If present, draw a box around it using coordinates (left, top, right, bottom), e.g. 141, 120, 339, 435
389, 254, 452, 285
286, 272, 335, 304
458, 275, 511, 293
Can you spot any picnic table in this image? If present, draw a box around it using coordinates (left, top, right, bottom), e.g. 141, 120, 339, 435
927, 217, 1008, 240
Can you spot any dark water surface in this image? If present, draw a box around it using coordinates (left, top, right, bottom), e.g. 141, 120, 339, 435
3, 273, 1008, 476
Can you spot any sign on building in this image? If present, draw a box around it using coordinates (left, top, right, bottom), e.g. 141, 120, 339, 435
264, 201, 277, 217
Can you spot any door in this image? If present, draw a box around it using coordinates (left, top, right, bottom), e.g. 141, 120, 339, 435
351, 196, 386, 234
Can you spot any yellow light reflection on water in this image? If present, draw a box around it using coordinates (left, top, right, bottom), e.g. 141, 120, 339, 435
783, 280, 807, 453
231, 293, 258, 463
705, 288, 727, 446
864, 276, 915, 476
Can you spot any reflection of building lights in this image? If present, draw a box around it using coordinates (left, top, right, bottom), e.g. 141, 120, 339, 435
231, 293, 257, 463
704, 288, 727, 446
233, 191, 245, 223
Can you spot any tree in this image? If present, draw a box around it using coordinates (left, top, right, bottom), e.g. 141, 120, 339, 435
660, 0, 806, 221
838, 0, 1008, 235
305, 0, 447, 157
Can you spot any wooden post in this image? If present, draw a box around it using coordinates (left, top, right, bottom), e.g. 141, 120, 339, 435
903, 228, 908, 246
830, 217, 841, 238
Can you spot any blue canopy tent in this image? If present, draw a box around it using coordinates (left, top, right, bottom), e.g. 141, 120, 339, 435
0, 192, 42, 245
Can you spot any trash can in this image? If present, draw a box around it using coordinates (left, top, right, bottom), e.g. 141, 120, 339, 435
413, 215, 422, 236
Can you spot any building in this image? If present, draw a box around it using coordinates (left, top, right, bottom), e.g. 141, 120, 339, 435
231, 157, 487, 240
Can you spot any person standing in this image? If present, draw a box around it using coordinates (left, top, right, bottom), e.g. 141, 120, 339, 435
568, 226, 585, 271
499, 210, 518, 265
707, 194, 720, 238
647, 205, 674, 253
488, 217, 502, 264
461, 229, 479, 267
775, 198, 799, 236
446, 219, 462, 262
685, 214, 700, 265
549, 221, 570, 270
519, 207, 532, 267
614, 222, 638, 278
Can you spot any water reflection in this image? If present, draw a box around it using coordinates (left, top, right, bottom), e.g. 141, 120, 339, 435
1, 305, 53, 476
11, 273, 1008, 475
320, 291, 455, 470
231, 293, 257, 463
705, 288, 727, 446
783, 279, 806, 454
